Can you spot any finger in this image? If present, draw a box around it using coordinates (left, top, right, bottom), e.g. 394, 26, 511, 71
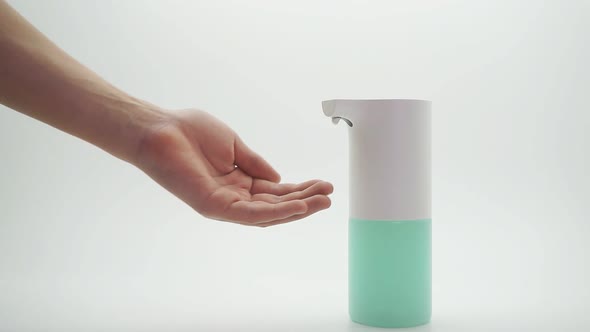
250, 179, 322, 196
226, 199, 307, 223
257, 195, 332, 227
234, 137, 281, 182
279, 181, 334, 201
249, 193, 282, 204
251, 181, 333, 203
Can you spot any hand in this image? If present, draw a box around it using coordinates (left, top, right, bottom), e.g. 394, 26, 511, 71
0, 1, 333, 227
134, 109, 333, 227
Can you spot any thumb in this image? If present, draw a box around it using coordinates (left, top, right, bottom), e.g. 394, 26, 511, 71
234, 137, 281, 182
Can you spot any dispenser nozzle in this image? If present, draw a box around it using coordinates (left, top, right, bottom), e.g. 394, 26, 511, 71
322, 100, 353, 127
332, 117, 353, 127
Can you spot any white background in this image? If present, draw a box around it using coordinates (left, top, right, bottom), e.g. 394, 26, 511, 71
1, 1, 589, 331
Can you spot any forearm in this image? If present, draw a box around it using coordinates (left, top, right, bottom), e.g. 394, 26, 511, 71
0, 1, 167, 163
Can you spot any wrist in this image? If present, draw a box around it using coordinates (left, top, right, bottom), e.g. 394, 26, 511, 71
120, 98, 174, 165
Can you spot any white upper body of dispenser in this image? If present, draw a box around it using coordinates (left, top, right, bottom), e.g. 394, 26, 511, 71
323, 99, 431, 221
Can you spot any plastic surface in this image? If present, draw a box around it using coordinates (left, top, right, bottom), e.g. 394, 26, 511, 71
322, 99, 431, 221
349, 218, 431, 328
322, 99, 431, 327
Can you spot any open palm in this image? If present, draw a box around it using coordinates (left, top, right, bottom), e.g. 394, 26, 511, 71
135, 109, 333, 227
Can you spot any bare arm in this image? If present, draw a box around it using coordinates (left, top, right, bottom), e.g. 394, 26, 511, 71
0, 0, 165, 162
0, 1, 333, 227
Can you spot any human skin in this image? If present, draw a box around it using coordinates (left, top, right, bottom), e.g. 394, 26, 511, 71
0, 1, 333, 227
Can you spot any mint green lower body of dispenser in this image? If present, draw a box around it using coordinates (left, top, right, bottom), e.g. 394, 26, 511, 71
349, 218, 431, 328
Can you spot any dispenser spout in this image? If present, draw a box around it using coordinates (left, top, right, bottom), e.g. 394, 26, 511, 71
322, 100, 353, 127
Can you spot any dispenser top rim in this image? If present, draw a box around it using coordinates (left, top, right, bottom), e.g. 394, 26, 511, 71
323, 98, 431, 103
322, 99, 431, 123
